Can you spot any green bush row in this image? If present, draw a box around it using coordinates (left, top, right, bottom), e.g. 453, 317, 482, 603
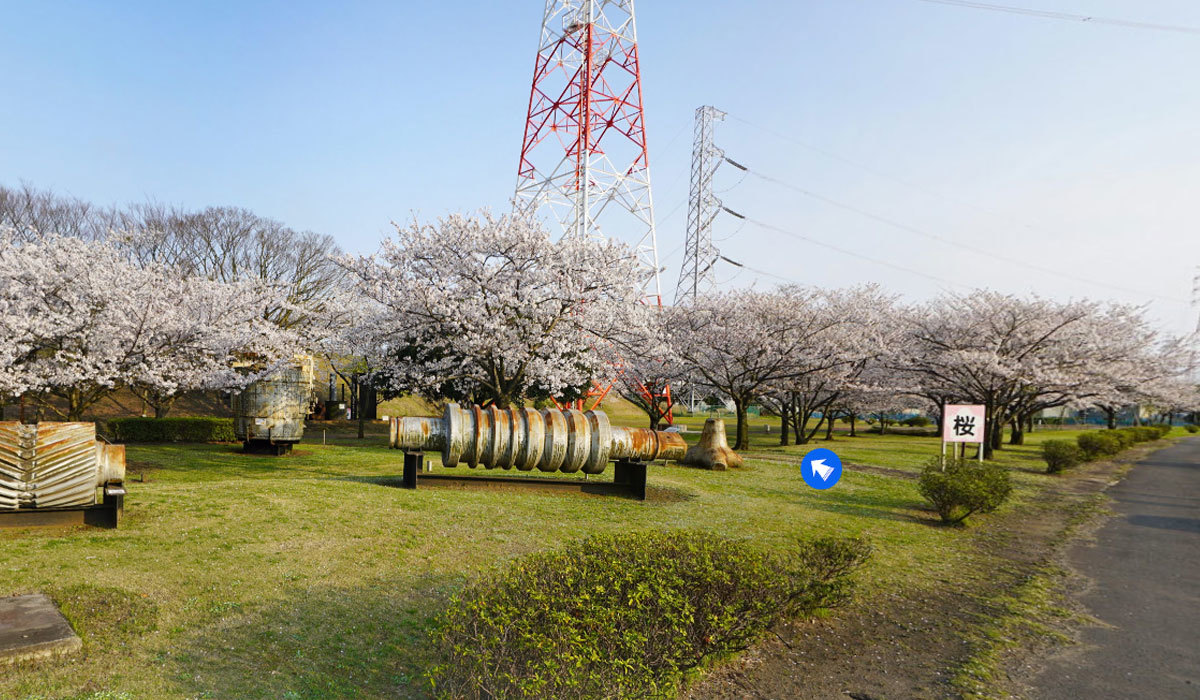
104, 417, 236, 443
429, 530, 871, 699
918, 457, 1012, 524
1184, 424, 1199, 434
1043, 425, 1172, 473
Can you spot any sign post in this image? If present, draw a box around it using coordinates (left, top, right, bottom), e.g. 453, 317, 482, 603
942, 404, 986, 465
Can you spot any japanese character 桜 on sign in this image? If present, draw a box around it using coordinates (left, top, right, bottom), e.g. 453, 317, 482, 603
943, 404, 985, 444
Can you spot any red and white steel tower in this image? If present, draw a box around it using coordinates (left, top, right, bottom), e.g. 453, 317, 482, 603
516, 0, 661, 304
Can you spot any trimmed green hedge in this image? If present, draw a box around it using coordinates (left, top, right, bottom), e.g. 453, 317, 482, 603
105, 417, 236, 443
429, 530, 870, 699
1046, 426, 1172, 472
1076, 431, 1123, 460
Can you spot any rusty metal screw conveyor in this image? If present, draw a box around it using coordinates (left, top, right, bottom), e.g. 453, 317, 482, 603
388, 403, 688, 499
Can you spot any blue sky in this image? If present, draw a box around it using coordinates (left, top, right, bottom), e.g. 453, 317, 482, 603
2, 0, 1198, 334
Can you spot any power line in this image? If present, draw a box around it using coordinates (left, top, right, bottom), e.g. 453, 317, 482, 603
742, 216, 970, 289
745, 169, 1191, 304
728, 114, 1039, 236
915, 0, 1200, 34
728, 113, 1189, 303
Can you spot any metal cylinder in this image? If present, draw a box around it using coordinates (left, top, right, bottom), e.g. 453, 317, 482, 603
233, 366, 314, 445
389, 403, 687, 474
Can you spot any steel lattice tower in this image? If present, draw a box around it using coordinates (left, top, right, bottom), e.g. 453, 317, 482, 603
675, 105, 727, 306
516, 0, 661, 304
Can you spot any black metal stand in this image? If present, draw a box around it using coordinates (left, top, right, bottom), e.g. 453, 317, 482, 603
0, 494, 123, 530
385, 453, 649, 500
612, 460, 648, 501
403, 450, 421, 489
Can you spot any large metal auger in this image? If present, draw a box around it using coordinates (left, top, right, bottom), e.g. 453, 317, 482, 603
389, 403, 687, 474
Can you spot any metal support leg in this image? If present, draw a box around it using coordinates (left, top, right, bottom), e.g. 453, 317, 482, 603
403, 451, 422, 490
613, 460, 648, 500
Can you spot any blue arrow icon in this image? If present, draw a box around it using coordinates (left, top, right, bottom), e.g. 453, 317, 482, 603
801, 448, 842, 490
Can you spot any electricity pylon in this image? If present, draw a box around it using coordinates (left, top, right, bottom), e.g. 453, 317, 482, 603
675, 106, 728, 305
516, 0, 662, 305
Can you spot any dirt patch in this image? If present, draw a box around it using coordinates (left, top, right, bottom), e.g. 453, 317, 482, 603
684, 444, 1167, 699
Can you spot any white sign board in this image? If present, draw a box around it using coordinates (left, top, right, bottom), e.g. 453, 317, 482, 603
943, 404, 985, 444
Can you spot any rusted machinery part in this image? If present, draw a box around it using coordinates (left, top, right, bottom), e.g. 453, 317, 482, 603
389, 403, 687, 474
95, 443, 126, 484
681, 418, 742, 471
0, 422, 125, 510
232, 366, 313, 444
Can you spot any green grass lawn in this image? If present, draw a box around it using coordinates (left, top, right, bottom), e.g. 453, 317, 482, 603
0, 408, 1183, 699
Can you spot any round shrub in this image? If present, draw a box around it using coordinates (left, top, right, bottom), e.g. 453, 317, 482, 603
1076, 431, 1122, 460
1186, 424, 1199, 434
918, 457, 1013, 524
1042, 439, 1083, 474
429, 530, 871, 699
1137, 425, 1166, 441
1122, 427, 1147, 443
900, 415, 932, 428
1109, 430, 1135, 449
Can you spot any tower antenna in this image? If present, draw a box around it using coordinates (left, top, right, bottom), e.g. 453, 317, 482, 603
516, 0, 661, 304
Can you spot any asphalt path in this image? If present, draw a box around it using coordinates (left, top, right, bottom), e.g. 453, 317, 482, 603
1029, 437, 1200, 699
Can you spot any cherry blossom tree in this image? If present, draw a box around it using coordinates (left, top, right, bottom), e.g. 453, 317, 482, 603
611, 308, 678, 429
667, 286, 888, 450
125, 274, 302, 417
758, 286, 899, 445
303, 290, 390, 437
337, 211, 652, 408
895, 292, 1170, 457
0, 232, 299, 419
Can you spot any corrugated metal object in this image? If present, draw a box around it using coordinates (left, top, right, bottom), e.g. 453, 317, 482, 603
0, 422, 126, 510
233, 366, 314, 445
389, 403, 688, 474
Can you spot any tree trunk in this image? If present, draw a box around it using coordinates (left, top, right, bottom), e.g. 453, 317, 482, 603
849, 413, 857, 437
352, 378, 365, 439
151, 393, 178, 419
877, 412, 887, 435
67, 388, 85, 421
989, 413, 1004, 452
779, 403, 790, 446
733, 396, 749, 451
1104, 407, 1117, 430
824, 409, 835, 441
1009, 418, 1024, 445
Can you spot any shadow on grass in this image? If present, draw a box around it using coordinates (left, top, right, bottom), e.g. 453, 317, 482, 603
346, 474, 695, 504
127, 443, 407, 482
801, 495, 938, 526
737, 480, 934, 526
169, 576, 455, 700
